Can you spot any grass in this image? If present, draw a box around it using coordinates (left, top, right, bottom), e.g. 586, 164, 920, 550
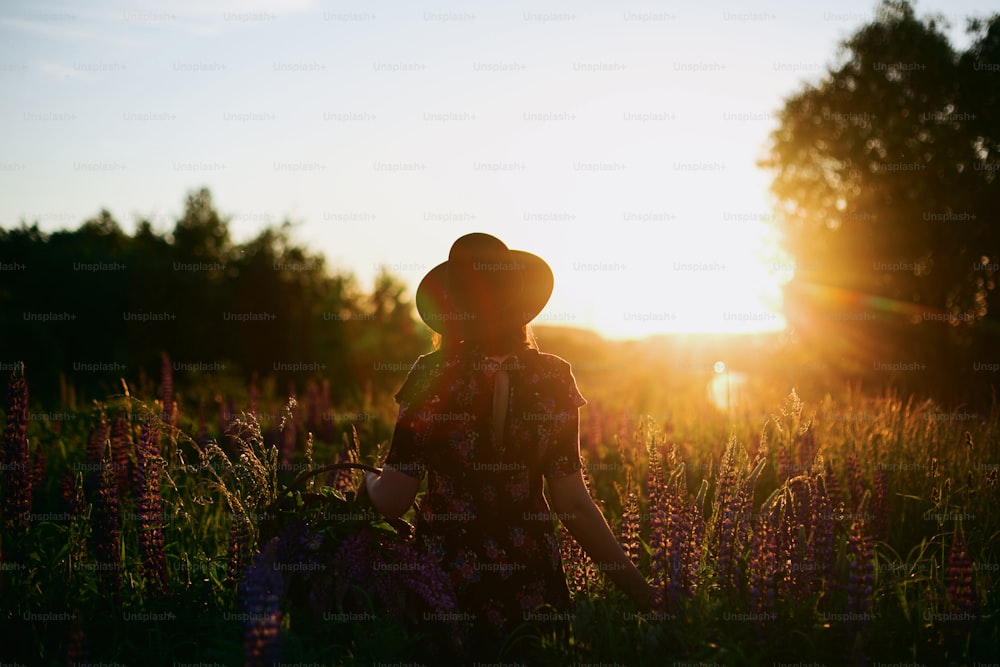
1, 363, 997, 666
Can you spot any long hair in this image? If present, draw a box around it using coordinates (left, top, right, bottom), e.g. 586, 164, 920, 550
433, 323, 538, 355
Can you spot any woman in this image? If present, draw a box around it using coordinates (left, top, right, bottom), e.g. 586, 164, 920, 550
364, 233, 654, 658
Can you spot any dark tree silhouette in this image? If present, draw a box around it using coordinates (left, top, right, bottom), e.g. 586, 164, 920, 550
0, 188, 430, 406
762, 1, 1000, 399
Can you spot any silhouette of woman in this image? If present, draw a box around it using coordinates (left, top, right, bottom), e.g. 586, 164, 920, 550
364, 233, 654, 659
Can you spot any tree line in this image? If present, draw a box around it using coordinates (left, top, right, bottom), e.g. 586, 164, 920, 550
0, 188, 429, 406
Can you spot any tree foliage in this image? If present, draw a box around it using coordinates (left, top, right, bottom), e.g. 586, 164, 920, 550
763, 1, 1000, 397
0, 187, 430, 404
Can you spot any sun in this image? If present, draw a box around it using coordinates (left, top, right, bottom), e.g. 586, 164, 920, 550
537, 200, 792, 339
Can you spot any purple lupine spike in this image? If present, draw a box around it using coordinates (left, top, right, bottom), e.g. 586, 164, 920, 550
808, 474, 836, 596
619, 492, 641, 569
871, 468, 889, 542
781, 476, 812, 600
134, 420, 168, 595
160, 351, 175, 427
748, 503, 778, 637
239, 538, 284, 667
109, 413, 133, 499
2, 362, 31, 531
333, 528, 373, 605
845, 517, 874, 624
92, 448, 122, 601
662, 469, 693, 613
383, 539, 458, 618
946, 524, 977, 616
646, 445, 668, 602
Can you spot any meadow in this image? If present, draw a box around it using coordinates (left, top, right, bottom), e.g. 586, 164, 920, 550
1, 337, 997, 667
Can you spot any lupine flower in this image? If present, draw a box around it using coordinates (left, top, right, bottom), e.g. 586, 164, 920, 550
92, 450, 121, 601
134, 421, 168, 594
845, 517, 874, 625
239, 538, 284, 667
663, 469, 700, 612
560, 521, 597, 598
808, 474, 835, 595
871, 469, 889, 542
619, 492, 641, 568
747, 503, 778, 636
2, 362, 31, 531
778, 476, 812, 600
382, 538, 458, 619
946, 524, 977, 616
62, 469, 88, 569
333, 527, 373, 605
161, 351, 175, 427
646, 445, 668, 601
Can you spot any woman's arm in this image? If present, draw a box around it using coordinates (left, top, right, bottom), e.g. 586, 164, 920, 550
547, 469, 655, 610
363, 466, 421, 521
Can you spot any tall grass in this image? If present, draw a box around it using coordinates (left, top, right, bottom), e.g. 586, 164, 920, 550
0, 363, 997, 665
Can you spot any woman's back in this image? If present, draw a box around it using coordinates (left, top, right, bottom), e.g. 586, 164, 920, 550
384, 343, 586, 653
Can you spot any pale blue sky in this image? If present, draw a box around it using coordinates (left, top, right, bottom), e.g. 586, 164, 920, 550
0, 0, 991, 337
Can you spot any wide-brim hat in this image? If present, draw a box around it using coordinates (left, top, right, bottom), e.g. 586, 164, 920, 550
415, 233, 553, 334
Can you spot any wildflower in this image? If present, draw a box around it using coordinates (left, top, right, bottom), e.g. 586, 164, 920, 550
619, 492, 641, 568
134, 421, 168, 594
2, 362, 31, 531
845, 517, 874, 623
871, 469, 889, 542
646, 445, 668, 599
748, 502, 778, 635
239, 538, 284, 667
946, 524, 976, 615
808, 474, 835, 593
92, 449, 122, 601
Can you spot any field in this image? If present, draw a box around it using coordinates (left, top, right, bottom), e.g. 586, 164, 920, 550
1, 334, 998, 666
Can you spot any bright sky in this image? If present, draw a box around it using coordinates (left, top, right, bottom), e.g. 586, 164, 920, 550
0, 0, 990, 339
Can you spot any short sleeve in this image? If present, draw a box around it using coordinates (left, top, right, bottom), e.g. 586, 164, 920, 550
541, 361, 587, 479
383, 356, 434, 480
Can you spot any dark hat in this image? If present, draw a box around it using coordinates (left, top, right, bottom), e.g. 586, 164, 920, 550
415, 233, 553, 334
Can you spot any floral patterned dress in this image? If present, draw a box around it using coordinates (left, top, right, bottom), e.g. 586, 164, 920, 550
384, 343, 587, 653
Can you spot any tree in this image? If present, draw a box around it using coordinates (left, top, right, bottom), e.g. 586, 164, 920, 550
762, 1, 1000, 399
